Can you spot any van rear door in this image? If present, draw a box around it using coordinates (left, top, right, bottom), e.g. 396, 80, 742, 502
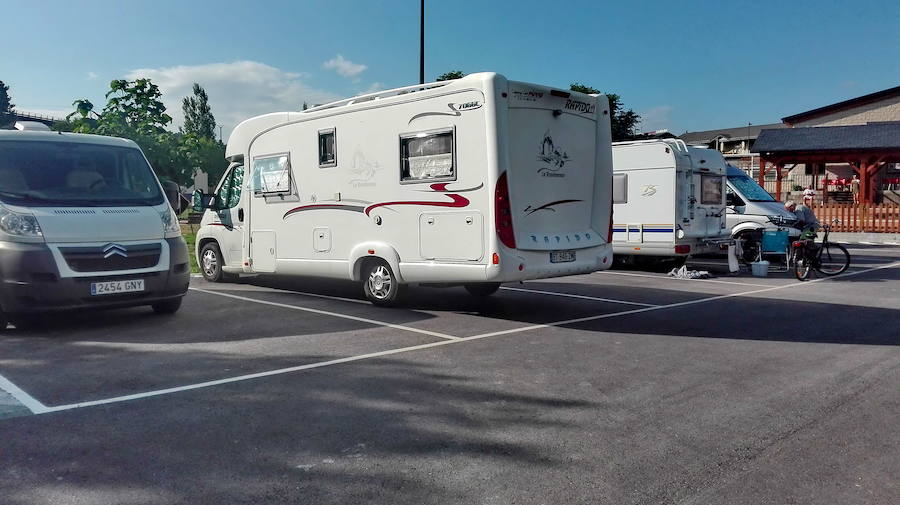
505, 84, 611, 251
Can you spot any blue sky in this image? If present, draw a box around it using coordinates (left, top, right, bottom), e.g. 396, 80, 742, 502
3, 0, 898, 138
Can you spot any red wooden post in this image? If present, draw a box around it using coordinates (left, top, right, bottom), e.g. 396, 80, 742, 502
757, 157, 767, 187
775, 163, 784, 202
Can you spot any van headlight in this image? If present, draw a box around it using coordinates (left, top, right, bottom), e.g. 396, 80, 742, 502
0, 206, 43, 238
159, 207, 182, 237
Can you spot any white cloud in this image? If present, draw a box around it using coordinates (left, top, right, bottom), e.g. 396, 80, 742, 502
86, 71, 98, 80
363, 82, 384, 94
323, 54, 367, 78
639, 105, 674, 133
126, 61, 341, 140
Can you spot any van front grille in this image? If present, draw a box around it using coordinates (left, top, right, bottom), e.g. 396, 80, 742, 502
60, 243, 161, 272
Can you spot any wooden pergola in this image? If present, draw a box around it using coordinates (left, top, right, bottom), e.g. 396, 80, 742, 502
753, 124, 900, 204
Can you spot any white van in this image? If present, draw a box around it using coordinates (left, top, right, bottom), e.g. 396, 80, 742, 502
610, 140, 731, 260
194, 72, 614, 305
0, 130, 190, 328
725, 164, 799, 262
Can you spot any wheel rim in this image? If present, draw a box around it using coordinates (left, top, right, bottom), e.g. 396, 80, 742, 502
367, 265, 393, 300
202, 249, 218, 277
817, 245, 847, 274
796, 258, 810, 279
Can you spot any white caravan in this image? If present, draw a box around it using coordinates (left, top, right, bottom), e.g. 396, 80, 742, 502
194, 72, 614, 305
610, 140, 731, 260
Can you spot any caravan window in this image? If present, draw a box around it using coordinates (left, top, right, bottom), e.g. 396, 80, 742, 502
318, 128, 336, 168
612, 173, 628, 204
700, 175, 723, 204
399, 128, 455, 183
251, 154, 291, 195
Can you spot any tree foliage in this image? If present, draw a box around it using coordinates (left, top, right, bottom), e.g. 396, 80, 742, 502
0, 80, 14, 126
53, 78, 227, 187
570, 83, 641, 141
182, 83, 216, 139
436, 70, 466, 81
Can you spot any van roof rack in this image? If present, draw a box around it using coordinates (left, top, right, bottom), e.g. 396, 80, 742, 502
303, 80, 452, 113
612, 138, 689, 152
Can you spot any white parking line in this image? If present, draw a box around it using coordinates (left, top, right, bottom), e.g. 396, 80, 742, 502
600, 270, 773, 288
190, 288, 459, 341
8, 259, 897, 416
500, 286, 658, 307
199, 284, 369, 305
0, 372, 49, 414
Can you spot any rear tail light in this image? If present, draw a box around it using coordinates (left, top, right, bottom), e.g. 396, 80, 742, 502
675, 244, 691, 254
492, 253, 500, 265
495, 172, 516, 248
792, 241, 804, 248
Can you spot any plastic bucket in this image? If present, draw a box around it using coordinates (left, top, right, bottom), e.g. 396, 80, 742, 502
750, 260, 770, 277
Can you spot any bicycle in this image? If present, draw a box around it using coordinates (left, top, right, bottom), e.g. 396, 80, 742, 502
791, 218, 851, 281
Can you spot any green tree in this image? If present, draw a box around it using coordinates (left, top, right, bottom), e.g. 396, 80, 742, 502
436, 70, 465, 81
570, 83, 641, 141
181, 83, 216, 139
97, 78, 172, 137
0, 80, 14, 126
61, 99, 100, 133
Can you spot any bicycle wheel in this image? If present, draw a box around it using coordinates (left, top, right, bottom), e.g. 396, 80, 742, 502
794, 256, 812, 281
816, 242, 850, 276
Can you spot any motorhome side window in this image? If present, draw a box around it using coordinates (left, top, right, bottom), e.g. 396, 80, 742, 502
400, 129, 454, 183
701, 175, 723, 204
612, 173, 628, 204
251, 154, 291, 195
318, 129, 336, 168
216, 165, 244, 209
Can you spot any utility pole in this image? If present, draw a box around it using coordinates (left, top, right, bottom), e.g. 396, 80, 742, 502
419, 0, 425, 84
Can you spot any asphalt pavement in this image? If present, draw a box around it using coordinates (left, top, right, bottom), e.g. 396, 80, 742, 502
1, 245, 898, 505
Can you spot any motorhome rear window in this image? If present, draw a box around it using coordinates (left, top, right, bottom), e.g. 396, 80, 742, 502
0, 140, 164, 207
251, 154, 291, 194
318, 129, 336, 168
701, 175, 723, 204
400, 129, 455, 183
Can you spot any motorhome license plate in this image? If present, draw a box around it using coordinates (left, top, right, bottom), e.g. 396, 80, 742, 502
550, 250, 576, 263
90, 279, 145, 296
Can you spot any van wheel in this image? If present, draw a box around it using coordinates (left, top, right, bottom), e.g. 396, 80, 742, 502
465, 283, 501, 297
363, 260, 403, 306
152, 297, 183, 315
200, 242, 228, 282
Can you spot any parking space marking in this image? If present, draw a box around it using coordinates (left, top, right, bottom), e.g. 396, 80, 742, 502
200, 284, 370, 305
469, 260, 900, 340
0, 372, 49, 414
500, 286, 659, 307
601, 271, 774, 288
7, 260, 896, 417
190, 288, 460, 341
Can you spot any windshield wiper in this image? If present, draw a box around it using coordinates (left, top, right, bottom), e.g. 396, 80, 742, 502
0, 190, 51, 201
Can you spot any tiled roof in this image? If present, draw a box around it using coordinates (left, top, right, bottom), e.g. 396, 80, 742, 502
752, 123, 900, 153
679, 123, 786, 143
782, 85, 900, 124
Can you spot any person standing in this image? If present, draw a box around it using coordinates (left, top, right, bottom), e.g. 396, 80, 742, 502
850, 173, 861, 204
802, 184, 816, 207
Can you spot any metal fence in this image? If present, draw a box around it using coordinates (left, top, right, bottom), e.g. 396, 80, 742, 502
813, 203, 900, 233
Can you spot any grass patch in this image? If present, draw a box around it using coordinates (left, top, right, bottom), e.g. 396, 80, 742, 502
181, 225, 199, 274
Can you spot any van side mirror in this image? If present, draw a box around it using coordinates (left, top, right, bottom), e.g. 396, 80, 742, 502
192, 189, 217, 212
162, 181, 182, 213
726, 192, 744, 207
733, 205, 746, 214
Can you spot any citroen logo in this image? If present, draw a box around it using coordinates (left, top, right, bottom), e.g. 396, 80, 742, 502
103, 243, 128, 258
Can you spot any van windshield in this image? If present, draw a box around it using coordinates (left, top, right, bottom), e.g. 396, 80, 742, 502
727, 174, 775, 202
0, 140, 164, 207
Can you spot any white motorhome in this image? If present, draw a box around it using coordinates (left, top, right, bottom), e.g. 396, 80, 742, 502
610, 140, 731, 260
194, 72, 614, 305
0, 130, 190, 328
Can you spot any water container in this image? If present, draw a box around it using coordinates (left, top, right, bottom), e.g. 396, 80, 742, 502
750, 260, 770, 277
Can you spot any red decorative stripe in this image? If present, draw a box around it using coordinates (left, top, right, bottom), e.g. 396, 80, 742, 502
364, 193, 470, 216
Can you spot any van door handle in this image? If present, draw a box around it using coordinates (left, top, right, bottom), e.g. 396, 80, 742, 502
238, 208, 244, 222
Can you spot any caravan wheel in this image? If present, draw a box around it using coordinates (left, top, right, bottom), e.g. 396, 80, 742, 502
363, 260, 403, 306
